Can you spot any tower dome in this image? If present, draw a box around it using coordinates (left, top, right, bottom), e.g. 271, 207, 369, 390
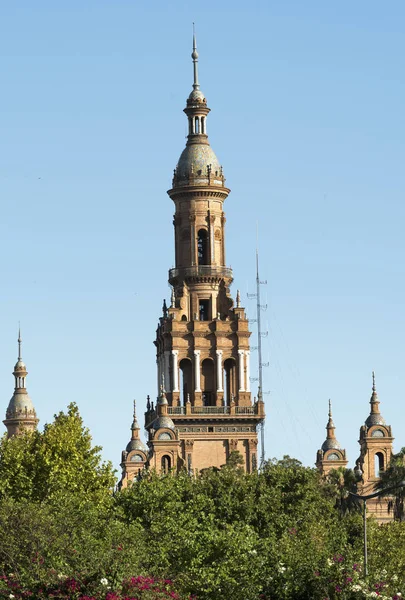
321, 400, 342, 451
365, 372, 386, 427
171, 31, 226, 190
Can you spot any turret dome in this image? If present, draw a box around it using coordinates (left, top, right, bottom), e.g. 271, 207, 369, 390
6, 391, 36, 419
175, 144, 222, 185
153, 415, 175, 431
126, 438, 148, 453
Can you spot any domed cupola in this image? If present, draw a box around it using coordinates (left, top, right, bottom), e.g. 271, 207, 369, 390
119, 400, 148, 489
3, 329, 39, 437
365, 371, 386, 427
171, 31, 226, 190
153, 385, 175, 431
316, 400, 348, 475
321, 400, 342, 451
125, 400, 148, 454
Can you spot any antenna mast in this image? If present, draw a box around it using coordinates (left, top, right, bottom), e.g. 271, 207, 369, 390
247, 235, 268, 468
256, 248, 266, 466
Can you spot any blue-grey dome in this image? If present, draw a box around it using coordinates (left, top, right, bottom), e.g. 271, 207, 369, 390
175, 143, 221, 185
321, 438, 342, 452
365, 413, 386, 427
126, 438, 148, 453
153, 415, 175, 431
6, 391, 36, 419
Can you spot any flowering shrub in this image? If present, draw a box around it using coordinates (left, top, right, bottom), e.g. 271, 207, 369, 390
0, 574, 194, 600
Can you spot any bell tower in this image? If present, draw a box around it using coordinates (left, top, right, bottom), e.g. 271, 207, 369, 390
356, 372, 394, 522
145, 34, 264, 473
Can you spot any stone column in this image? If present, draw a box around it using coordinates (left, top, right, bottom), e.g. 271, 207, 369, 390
190, 215, 196, 266
209, 214, 215, 264
164, 350, 171, 392
245, 350, 250, 392
238, 350, 245, 392
216, 350, 223, 391
221, 213, 226, 265
172, 350, 179, 392
194, 350, 201, 392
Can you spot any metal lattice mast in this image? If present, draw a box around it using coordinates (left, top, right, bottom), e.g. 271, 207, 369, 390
256, 249, 266, 466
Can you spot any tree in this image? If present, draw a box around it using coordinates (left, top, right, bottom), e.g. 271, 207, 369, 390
0, 403, 116, 505
377, 447, 405, 521
325, 467, 362, 516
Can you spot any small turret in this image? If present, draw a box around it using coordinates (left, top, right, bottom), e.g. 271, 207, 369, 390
316, 400, 347, 475
365, 371, 386, 427
3, 329, 39, 437
119, 400, 148, 489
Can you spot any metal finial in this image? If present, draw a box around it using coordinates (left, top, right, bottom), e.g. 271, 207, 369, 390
18, 324, 22, 361
372, 371, 376, 393
133, 399, 137, 418
236, 289, 241, 308
162, 299, 168, 318
328, 399, 332, 418
191, 24, 199, 90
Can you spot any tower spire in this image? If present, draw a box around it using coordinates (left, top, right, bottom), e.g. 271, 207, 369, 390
18, 325, 22, 362
192, 24, 199, 90
326, 399, 336, 438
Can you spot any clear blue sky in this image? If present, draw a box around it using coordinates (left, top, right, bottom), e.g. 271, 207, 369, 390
1, 1, 404, 472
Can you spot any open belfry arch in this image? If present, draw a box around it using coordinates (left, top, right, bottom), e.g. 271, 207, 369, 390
120, 33, 264, 484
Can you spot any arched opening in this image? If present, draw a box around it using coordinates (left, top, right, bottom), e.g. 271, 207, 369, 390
194, 116, 199, 133
201, 358, 215, 406
375, 452, 384, 477
199, 299, 210, 321
197, 229, 209, 265
223, 358, 237, 406
201, 116, 205, 134
161, 455, 171, 474
179, 358, 192, 405
188, 117, 193, 135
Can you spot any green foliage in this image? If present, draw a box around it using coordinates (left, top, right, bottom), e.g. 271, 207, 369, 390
377, 447, 405, 521
0, 403, 116, 505
325, 467, 362, 516
1, 415, 405, 600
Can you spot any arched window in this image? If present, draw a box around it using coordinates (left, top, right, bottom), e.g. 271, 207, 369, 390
197, 229, 209, 265
179, 358, 192, 405
223, 358, 236, 406
375, 452, 384, 477
195, 116, 199, 134
327, 453, 340, 461
161, 455, 171, 474
201, 358, 215, 406
201, 117, 206, 134
371, 429, 385, 438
